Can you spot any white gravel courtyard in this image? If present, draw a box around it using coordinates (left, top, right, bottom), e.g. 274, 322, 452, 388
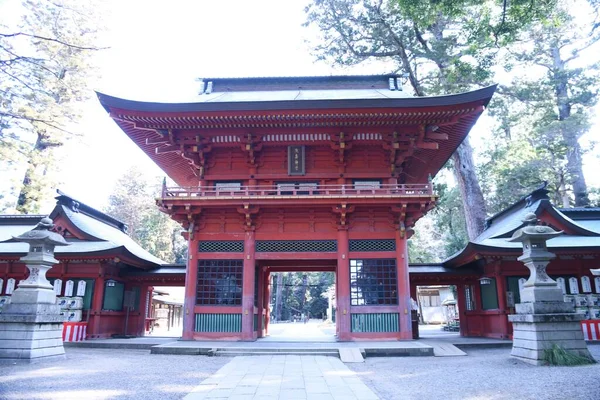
0, 345, 599, 399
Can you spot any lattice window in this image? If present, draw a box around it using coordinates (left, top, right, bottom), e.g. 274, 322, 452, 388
350, 259, 398, 306
198, 241, 244, 253
465, 285, 475, 311
256, 240, 337, 252
349, 239, 396, 252
196, 260, 243, 306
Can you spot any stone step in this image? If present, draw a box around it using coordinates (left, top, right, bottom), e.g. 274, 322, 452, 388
215, 350, 339, 357
339, 347, 365, 363
216, 347, 338, 353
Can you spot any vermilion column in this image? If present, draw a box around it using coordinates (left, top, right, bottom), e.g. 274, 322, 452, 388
396, 231, 412, 339
138, 284, 151, 336
337, 228, 351, 341
264, 271, 271, 336
456, 283, 468, 337
241, 230, 256, 340
89, 263, 105, 339
182, 237, 198, 340
494, 267, 509, 339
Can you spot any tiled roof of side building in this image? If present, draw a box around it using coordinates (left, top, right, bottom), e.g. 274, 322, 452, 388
0, 191, 166, 267
443, 188, 600, 267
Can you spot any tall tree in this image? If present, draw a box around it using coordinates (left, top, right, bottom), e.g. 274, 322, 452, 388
106, 167, 186, 263
305, 0, 556, 239
0, 0, 103, 213
494, 1, 600, 207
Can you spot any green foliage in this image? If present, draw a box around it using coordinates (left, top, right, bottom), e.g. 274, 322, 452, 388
431, 183, 469, 256
271, 272, 334, 321
543, 344, 596, 366
305, 0, 556, 95
105, 167, 186, 263
1, 0, 103, 212
487, 1, 600, 207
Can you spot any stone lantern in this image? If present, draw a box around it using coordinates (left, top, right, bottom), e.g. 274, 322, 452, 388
508, 213, 591, 365
0, 217, 69, 362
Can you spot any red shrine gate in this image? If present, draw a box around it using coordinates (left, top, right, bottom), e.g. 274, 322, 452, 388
98, 75, 495, 341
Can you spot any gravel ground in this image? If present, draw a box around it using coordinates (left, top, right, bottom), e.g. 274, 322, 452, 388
348, 344, 600, 400
0, 348, 230, 400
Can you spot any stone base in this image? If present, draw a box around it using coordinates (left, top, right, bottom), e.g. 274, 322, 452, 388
0, 303, 64, 324
0, 302, 65, 362
510, 314, 592, 366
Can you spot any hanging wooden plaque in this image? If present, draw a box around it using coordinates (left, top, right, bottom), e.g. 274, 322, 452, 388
288, 145, 305, 175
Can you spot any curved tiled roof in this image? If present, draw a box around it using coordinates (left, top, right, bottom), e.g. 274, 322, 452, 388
0, 192, 166, 268
98, 76, 496, 187
444, 189, 600, 267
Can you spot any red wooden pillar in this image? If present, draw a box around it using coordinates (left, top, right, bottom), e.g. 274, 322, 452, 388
336, 228, 351, 341
242, 230, 256, 341
456, 283, 468, 337
264, 270, 271, 336
89, 263, 105, 339
138, 284, 152, 336
396, 231, 412, 339
494, 267, 509, 339
256, 267, 264, 338
182, 237, 198, 340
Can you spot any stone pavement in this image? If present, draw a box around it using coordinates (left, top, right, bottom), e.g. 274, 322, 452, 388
183, 355, 380, 400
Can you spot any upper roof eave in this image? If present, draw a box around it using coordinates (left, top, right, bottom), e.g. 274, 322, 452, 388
96, 85, 497, 114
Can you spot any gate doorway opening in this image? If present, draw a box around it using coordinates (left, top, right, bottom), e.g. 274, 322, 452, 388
261, 270, 336, 342
147, 286, 184, 338
415, 285, 460, 339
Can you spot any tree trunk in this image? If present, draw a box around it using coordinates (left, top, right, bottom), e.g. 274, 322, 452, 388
16, 134, 44, 214
565, 141, 589, 207
451, 137, 487, 240
300, 274, 308, 313
552, 45, 590, 207
275, 273, 284, 321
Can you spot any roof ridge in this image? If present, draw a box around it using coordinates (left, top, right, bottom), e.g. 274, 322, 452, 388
55, 190, 129, 233
484, 185, 550, 229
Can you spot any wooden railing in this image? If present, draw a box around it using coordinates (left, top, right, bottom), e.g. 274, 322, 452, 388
161, 183, 433, 199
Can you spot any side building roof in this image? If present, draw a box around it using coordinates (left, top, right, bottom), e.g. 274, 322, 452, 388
0, 191, 165, 268
444, 188, 600, 267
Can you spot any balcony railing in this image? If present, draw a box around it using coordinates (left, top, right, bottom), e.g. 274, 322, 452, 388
161, 183, 434, 199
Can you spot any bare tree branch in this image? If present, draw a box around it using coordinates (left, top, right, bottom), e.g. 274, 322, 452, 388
0, 32, 108, 51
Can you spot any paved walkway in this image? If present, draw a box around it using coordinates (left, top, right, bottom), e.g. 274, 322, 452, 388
262, 320, 336, 342
183, 355, 380, 400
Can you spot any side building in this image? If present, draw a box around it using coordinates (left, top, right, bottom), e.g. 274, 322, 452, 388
98, 75, 495, 341
435, 187, 600, 339
0, 191, 182, 339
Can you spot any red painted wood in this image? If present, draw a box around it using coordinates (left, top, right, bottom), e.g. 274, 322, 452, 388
336, 228, 351, 341
396, 232, 412, 339
182, 238, 198, 340
194, 306, 242, 314
350, 306, 400, 313
263, 271, 271, 337
89, 269, 105, 339
347, 332, 402, 340
256, 267, 264, 338
241, 231, 256, 341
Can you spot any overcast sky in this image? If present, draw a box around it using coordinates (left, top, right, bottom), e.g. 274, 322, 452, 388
3, 0, 599, 212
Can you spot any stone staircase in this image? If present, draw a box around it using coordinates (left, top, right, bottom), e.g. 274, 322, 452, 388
211, 347, 340, 357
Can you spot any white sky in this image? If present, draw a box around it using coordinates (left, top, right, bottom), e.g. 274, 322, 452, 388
2, 0, 599, 212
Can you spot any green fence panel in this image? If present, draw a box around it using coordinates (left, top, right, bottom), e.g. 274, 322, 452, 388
351, 313, 399, 333
194, 313, 242, 332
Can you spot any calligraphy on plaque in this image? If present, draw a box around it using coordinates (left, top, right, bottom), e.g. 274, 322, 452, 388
288, 145, 305, 176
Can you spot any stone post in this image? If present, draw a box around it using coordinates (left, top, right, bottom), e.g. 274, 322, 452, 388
508, 213, 591, 365
0, 217, 69, 362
